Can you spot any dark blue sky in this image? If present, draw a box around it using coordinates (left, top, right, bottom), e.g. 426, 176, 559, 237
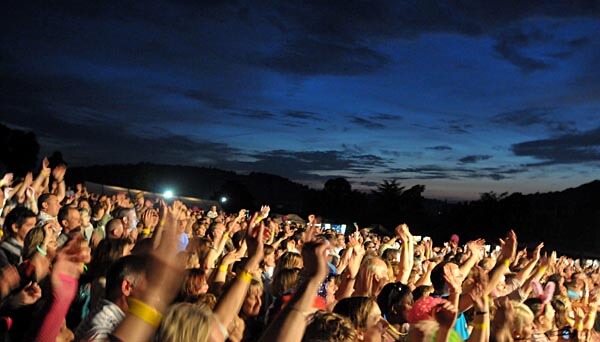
2, 1, 600, 200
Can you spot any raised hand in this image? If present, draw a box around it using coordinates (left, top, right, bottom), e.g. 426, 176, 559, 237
51, 237, 91, 289
500, 230, 517, 262
12, 282, 42, 307
1, 173, 14, 187
532, 242, 544, 261
395, 223, 412, 243
260, 205, 270, 219
245, 212, 265, 271
302, 240, 330, 281
52, 164, 67, 181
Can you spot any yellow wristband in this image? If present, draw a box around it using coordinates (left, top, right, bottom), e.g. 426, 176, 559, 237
540, 266, 547, 273
239, 270, 253, 283
41, 170, 50, 177
141, 228, 151, 235
503, 259, 511, 268
255, 216, 263, 223
159, 220, 165, 227
473, 323, 488, 330
127, 298, 164, 328
223, 232, 230, 240
218, 264, 228, 272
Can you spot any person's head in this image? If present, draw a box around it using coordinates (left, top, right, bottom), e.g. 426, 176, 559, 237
240, 279, 263, 318
180, 268, 209, 302
3, 207, 36, 243
92, 202, 107, 219
262, 244, 276, 268
512, 302, 536, 340
377, 282, 413, 325
334, 297, 387, 342
78, 199, 91, 212
23, 225, 58, 260
154, 303, 218, 342
58, 206, 81, 233
551, 296, 574, 330
105, 255, 147, 304
275, 251, 303, 273
205, 222, 226, 242
79, 208, 91, 227
89, 238, 134, 278
38, 193, 61, 217
412, 285, 434, 301
302, 311, 358, 342
106, 218, 125, 239
114, 207, 137, 232
210, 205, 217, 212
355, 256, 389, 297
430, 261, 461, 295
524, 297, 556, 333
270, 267, 301, 298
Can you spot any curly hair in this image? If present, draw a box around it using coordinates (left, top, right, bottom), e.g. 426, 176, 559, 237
302, 311, 358, 342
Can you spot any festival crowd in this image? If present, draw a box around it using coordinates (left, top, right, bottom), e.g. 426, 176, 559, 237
0, 157, 598, 342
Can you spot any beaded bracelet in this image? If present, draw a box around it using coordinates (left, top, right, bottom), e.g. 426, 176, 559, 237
127, 298, 164, 328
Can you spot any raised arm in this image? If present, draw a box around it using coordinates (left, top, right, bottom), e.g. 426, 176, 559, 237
213, 211, 265, 332
396, 224, 414, 284
259, 240, 329, 342
51, 164, 67, 203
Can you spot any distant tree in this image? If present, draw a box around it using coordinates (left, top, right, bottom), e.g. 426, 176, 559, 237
0, 124, 40, 176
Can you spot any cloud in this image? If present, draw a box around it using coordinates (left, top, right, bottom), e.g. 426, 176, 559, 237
350, 113, 403, 129
459, 155, 492, 164
491, 107, 577, 133
384, 164, 527, 181
493, 27, 552, 72
216, 149, 391, 181
182, 90, 235, 109
283, 110, 325, 121
426, 145, 453, 151
227, 110, 276, 120
263, 39, 390, 76
351, 116, 385, 129
511, 126, 600, 166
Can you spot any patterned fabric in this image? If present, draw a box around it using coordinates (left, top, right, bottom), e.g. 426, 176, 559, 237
75, 299, 125, 341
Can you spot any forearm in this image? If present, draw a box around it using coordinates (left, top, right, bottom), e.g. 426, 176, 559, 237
515, 257, 538, 284
55, 180, 66, 203
485, 259, 510, 295
397, 242, 414, 283
213, 256, 259, 328
415, 269, 433, 287
468, 315, 490, 342
459, 254, 478, 277
26, 274, 78, 342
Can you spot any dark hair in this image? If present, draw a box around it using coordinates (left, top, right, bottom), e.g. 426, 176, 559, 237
377, 282, 412, 319
431, 261, 453, 292
88, 238, 133, 279
37, 193, 54, 211
58, 206, 76, 226
105, 255, 147, 300
3, 207, 36, 239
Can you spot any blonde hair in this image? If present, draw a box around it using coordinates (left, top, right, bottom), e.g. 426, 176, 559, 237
154, 303, 213, 342
512, 303, 535, 337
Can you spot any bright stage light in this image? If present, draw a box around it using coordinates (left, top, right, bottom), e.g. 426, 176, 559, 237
163, 190, 174, 199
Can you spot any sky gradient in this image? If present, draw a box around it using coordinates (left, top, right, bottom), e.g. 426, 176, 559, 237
2, 1, 600, 200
